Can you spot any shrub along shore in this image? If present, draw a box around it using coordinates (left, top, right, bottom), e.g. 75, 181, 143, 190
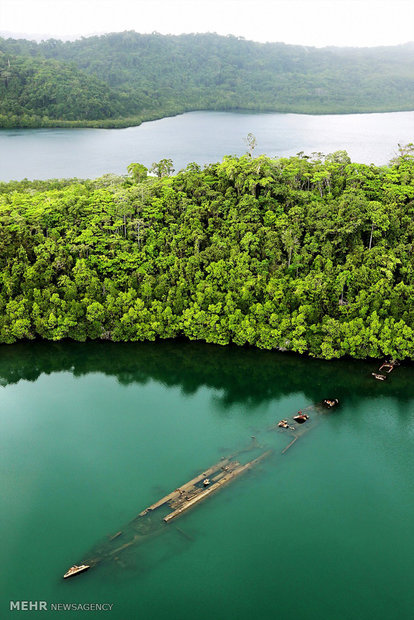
1, 149, 414, 359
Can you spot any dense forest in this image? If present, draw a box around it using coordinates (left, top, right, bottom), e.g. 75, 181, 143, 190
1, 147, 414, 359
1, 32, 414, 127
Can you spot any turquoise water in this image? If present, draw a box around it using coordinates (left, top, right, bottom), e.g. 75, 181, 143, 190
1, 341, 414, 619
1, 110, 413, 181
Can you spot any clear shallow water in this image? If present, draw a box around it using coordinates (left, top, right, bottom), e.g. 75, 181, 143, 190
1, 340, 414, 619
0, 110, 413, 181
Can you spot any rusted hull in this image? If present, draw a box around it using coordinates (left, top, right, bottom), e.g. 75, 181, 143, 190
63, 401, 335, 578
63, 564, 90, 579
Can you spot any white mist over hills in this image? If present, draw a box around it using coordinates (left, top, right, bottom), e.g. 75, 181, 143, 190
0, 30, 106, 43
2, 0, 414, 48
1, 29, 414, 53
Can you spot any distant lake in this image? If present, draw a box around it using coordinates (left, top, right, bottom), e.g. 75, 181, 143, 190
0, 112, 414, 181
0, 110, 413, 182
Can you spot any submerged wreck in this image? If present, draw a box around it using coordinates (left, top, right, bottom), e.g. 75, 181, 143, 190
63, 399, 338, 579
372, 359, 400, 381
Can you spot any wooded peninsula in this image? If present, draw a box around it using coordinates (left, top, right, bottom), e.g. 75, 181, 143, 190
1, 32, 414, 127
1, 149, 414, 359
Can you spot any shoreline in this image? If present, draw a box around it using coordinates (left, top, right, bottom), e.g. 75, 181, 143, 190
2, 105, 414, 131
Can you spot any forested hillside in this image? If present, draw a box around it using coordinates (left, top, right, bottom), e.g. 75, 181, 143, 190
1, 148, 414, 359
1, 32, 414, 127
0, 53, 127, 126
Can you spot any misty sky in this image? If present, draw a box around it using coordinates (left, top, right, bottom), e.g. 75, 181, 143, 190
1, 0, 414, 48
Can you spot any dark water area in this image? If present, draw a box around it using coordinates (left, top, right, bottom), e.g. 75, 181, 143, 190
1, 340, 414, 619
1, 110, 414, 181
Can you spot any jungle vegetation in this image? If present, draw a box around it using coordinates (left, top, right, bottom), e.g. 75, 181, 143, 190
1, 147, 414, 360
1, 32, 414, 127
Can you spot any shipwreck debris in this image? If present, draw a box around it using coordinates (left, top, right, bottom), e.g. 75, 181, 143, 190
63, 400, 338, 579
63, 564, 90, 579
322, 398, 339, 408
373, 359, 399, 380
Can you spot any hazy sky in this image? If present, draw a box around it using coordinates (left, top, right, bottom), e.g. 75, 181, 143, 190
2, 0, 414, 48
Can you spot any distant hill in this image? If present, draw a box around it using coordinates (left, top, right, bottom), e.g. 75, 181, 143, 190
1, 32, 414, 128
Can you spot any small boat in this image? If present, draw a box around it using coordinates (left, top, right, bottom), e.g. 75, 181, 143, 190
63, 564, 90, 579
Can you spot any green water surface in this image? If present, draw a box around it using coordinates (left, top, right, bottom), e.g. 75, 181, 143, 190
1, 341, 414, 619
